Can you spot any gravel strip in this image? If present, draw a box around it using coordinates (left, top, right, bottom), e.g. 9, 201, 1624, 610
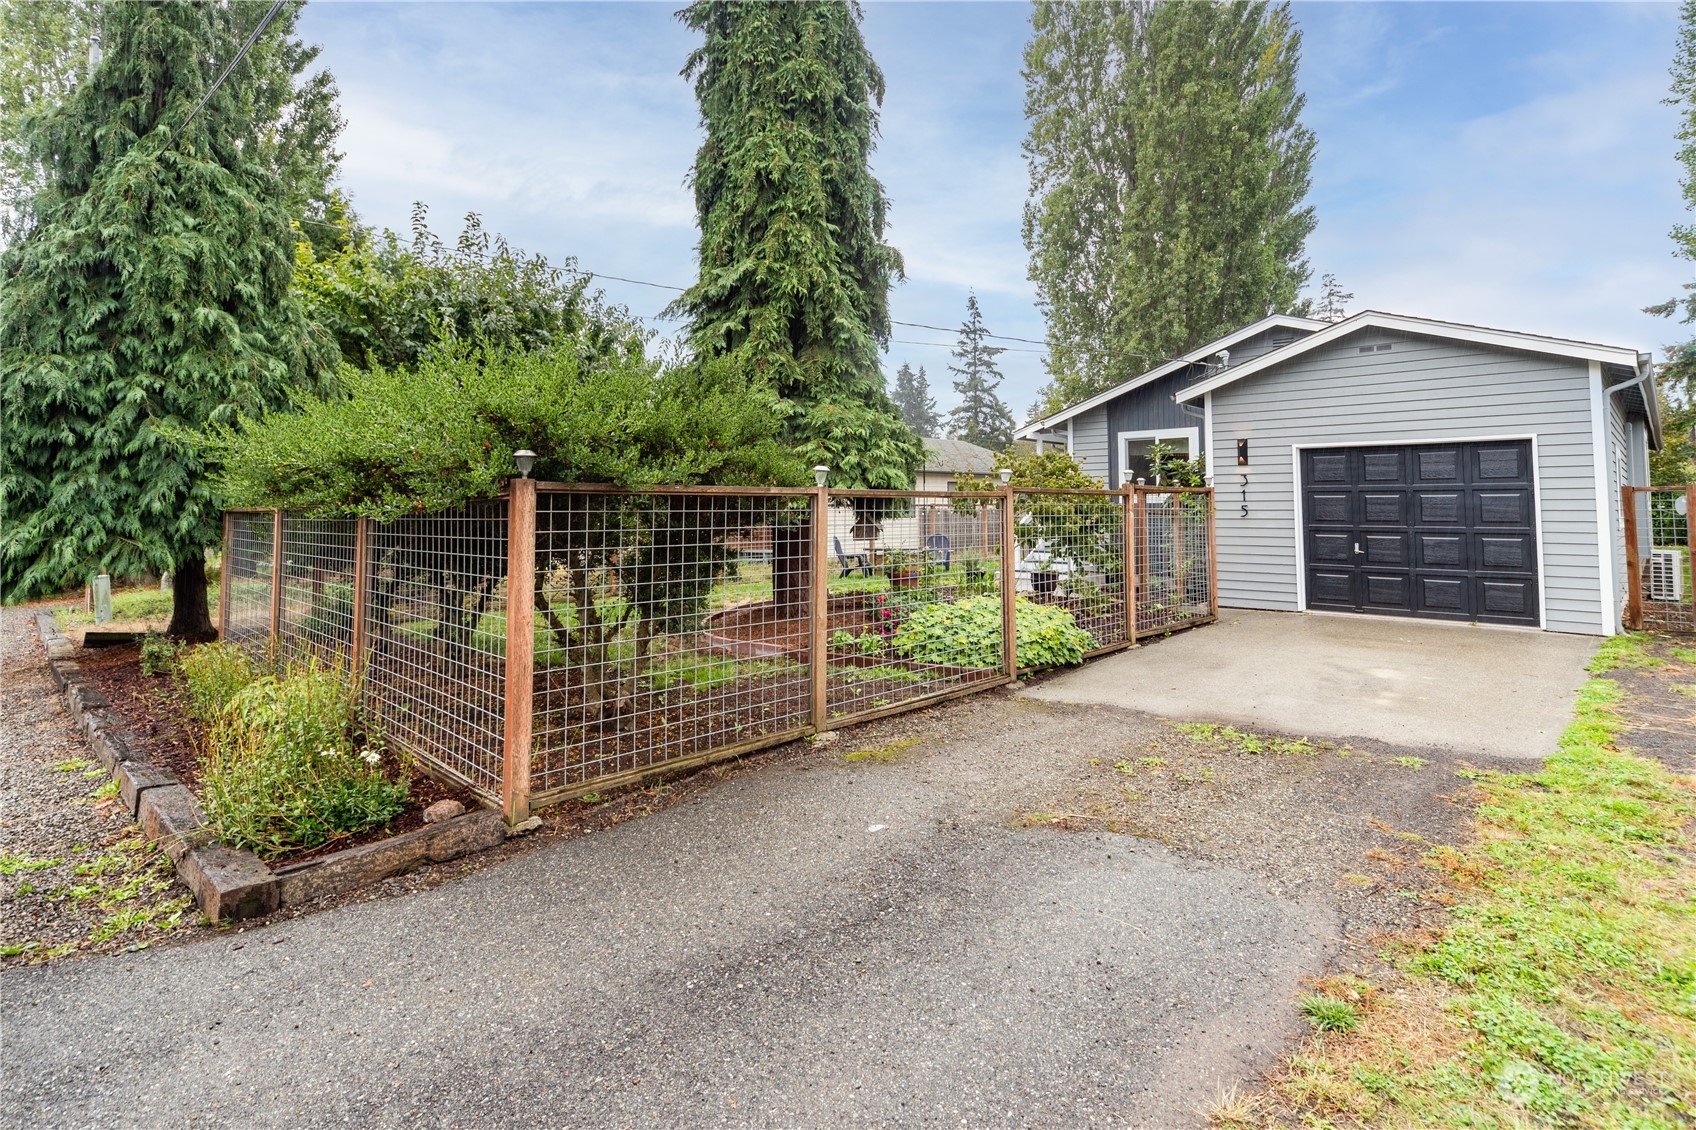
0, 606, 210, 963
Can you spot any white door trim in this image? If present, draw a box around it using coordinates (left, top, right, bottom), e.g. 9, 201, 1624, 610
1115, 427, 1200, 487
1290, 434, 1547, 629
1203, 392, 1215, 485
1587, 361, 1618, 636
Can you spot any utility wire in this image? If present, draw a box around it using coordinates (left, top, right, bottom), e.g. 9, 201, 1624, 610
163, 0, 286, 153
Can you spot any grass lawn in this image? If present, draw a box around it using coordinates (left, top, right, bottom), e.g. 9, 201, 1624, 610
54, 586, 175, 628
1227, 633, 1695, 1128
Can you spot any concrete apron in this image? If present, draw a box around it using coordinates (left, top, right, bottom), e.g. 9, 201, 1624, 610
1021, 609, 1599, 760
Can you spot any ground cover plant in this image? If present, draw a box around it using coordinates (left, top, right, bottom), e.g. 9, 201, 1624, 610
1226, 633, 1696, 1128
892, 594, 1091, 669
182, 647, 409, 858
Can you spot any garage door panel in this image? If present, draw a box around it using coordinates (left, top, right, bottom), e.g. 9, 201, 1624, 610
1415, 491, 1464, 525
1302, 441, 1539, 628
1309, 532, 1353, 563
1476, 491, 1532, 527
1307, 491, 1352, 524
1473, 445, 1529, 483
1417, 533, 1466, 569
1363, 492, 1405, 524
1417, 576, 1467, 615
1307, 570, 1354, 609
1363, 533, 1407, 565
1416, 448, 1462, 483
1477, 534, 1534, 572
1362, 572, 1413, 611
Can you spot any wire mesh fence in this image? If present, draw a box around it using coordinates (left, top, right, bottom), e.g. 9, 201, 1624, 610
1134, 488, 1217, 638
221, 512, 275, 647
1625, 486, 1695, 634
824, 493, 1007, 724
363, 504, 510, 795
529, 488, 814, 800
223, 483, 1216, 816
277, 517, 357, 662
1010, 488, 1130, 654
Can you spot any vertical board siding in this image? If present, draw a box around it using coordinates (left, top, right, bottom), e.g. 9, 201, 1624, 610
1206, 333, 1604, 633
1105, 370, 1209, 485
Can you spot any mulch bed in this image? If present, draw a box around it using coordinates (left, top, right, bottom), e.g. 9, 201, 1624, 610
73, 642, 482, 868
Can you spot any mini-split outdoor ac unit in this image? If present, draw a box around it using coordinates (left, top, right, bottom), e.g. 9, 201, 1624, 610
1647, 549, 1685, 603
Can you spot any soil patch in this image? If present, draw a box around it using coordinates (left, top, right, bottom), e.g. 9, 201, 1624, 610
1602, 633, 1696, 775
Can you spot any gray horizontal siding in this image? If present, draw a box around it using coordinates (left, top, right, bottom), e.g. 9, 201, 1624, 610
1070, 408, 1112, 486
1606, 391, 1629, 617
1206, 332, 1605, 633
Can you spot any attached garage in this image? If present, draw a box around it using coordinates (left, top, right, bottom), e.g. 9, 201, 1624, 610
1177, 312, 1662, 636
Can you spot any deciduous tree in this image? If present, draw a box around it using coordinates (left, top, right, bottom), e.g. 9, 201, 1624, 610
1023, 0, 1315, 413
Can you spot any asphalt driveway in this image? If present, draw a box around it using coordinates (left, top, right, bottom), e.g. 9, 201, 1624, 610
1022, 609, 1598, 759
3, 699, 1337, 1130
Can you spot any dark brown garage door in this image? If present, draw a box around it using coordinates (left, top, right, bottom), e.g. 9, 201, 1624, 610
1302, 441, 1540, 626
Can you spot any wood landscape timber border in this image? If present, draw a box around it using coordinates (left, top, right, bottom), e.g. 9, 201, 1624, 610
31, 612, 508, 923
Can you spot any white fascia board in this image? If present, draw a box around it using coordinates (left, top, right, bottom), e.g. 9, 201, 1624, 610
1013, 313, 1327, 438
1176, 311, 1644, 405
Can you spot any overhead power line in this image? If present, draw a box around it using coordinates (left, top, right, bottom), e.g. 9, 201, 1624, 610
164, 0, 286, 153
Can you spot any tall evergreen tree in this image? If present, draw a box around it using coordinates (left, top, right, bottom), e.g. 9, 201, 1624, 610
947, 294, 1016, 451
889, 361, 940, 436
667, 0, 923, 491
1311, 272, 1354, 323
1, 1, 332, 636
1649, 0, 1696, 413
1023, 0, 1315, 413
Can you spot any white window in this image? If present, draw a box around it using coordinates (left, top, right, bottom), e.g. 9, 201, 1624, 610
1116, 428, 1199, 487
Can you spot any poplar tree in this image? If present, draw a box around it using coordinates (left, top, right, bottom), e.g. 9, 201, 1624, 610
1023, 0, 1316, 412
668, 0, 923, 490
0, 2, 331, 637
947, 294, 1016, 451
889, 361, 940, 437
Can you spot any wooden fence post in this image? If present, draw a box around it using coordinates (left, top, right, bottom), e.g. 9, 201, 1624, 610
1000, 483, 1017, 678
218, 513, 232, 640
1621, 486, 1642, 631
1686, 485, 1696, 626
1205, 488, 1219, 619
269, 509, 284, 647
350, 517, 371, 665
502, 480, 536, 826
1121, 485, 1136, 644
811, 486, 830, 730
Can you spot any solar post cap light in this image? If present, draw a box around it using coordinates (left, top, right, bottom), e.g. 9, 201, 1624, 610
513, 450, 536, 479
813, 465, 830, 488
999, 468, 1013, 484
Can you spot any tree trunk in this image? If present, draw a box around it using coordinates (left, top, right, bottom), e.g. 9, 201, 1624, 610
166, 550, 218, 642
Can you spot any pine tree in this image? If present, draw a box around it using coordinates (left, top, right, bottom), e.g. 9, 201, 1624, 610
0, 2, 332, 636
947, 294, 1016, 451
667, 0, 924, 491
1313, 273, 1353, 323
889, 361, 940, 436
1023, 0, 1315, 412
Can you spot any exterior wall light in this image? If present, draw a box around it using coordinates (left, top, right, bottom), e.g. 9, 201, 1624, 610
813, 464, 830, 488
513, 449, 536, 479
1237, 439, 1249, 466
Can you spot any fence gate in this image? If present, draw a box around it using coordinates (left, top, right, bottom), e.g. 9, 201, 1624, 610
1623, 485, 1696, 633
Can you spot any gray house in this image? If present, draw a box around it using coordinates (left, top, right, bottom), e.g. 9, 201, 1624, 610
1018, 311, 1661, 635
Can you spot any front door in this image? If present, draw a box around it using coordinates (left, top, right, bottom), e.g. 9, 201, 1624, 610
1301, 441, 1540, 626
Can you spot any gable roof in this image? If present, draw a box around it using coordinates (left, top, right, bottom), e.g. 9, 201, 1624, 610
1175, 310, 1644, 404
1015, 313, 1327, 439
922, 436, 999, 475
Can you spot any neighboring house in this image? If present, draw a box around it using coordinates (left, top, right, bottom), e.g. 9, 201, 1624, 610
1020, 311, 1661, 635
916, 436, 1000, 493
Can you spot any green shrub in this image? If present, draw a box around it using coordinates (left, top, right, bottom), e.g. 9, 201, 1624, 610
198, 656, 407, 857
138, 632, 179, 677
892, 595, 1091, 670
177, 642, 263, 721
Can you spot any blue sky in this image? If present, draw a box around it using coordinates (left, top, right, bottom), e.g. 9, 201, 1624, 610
298, 1, 1690, 420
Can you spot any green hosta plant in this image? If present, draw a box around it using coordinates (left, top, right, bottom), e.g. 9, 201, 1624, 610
892, 595, 1091, 670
